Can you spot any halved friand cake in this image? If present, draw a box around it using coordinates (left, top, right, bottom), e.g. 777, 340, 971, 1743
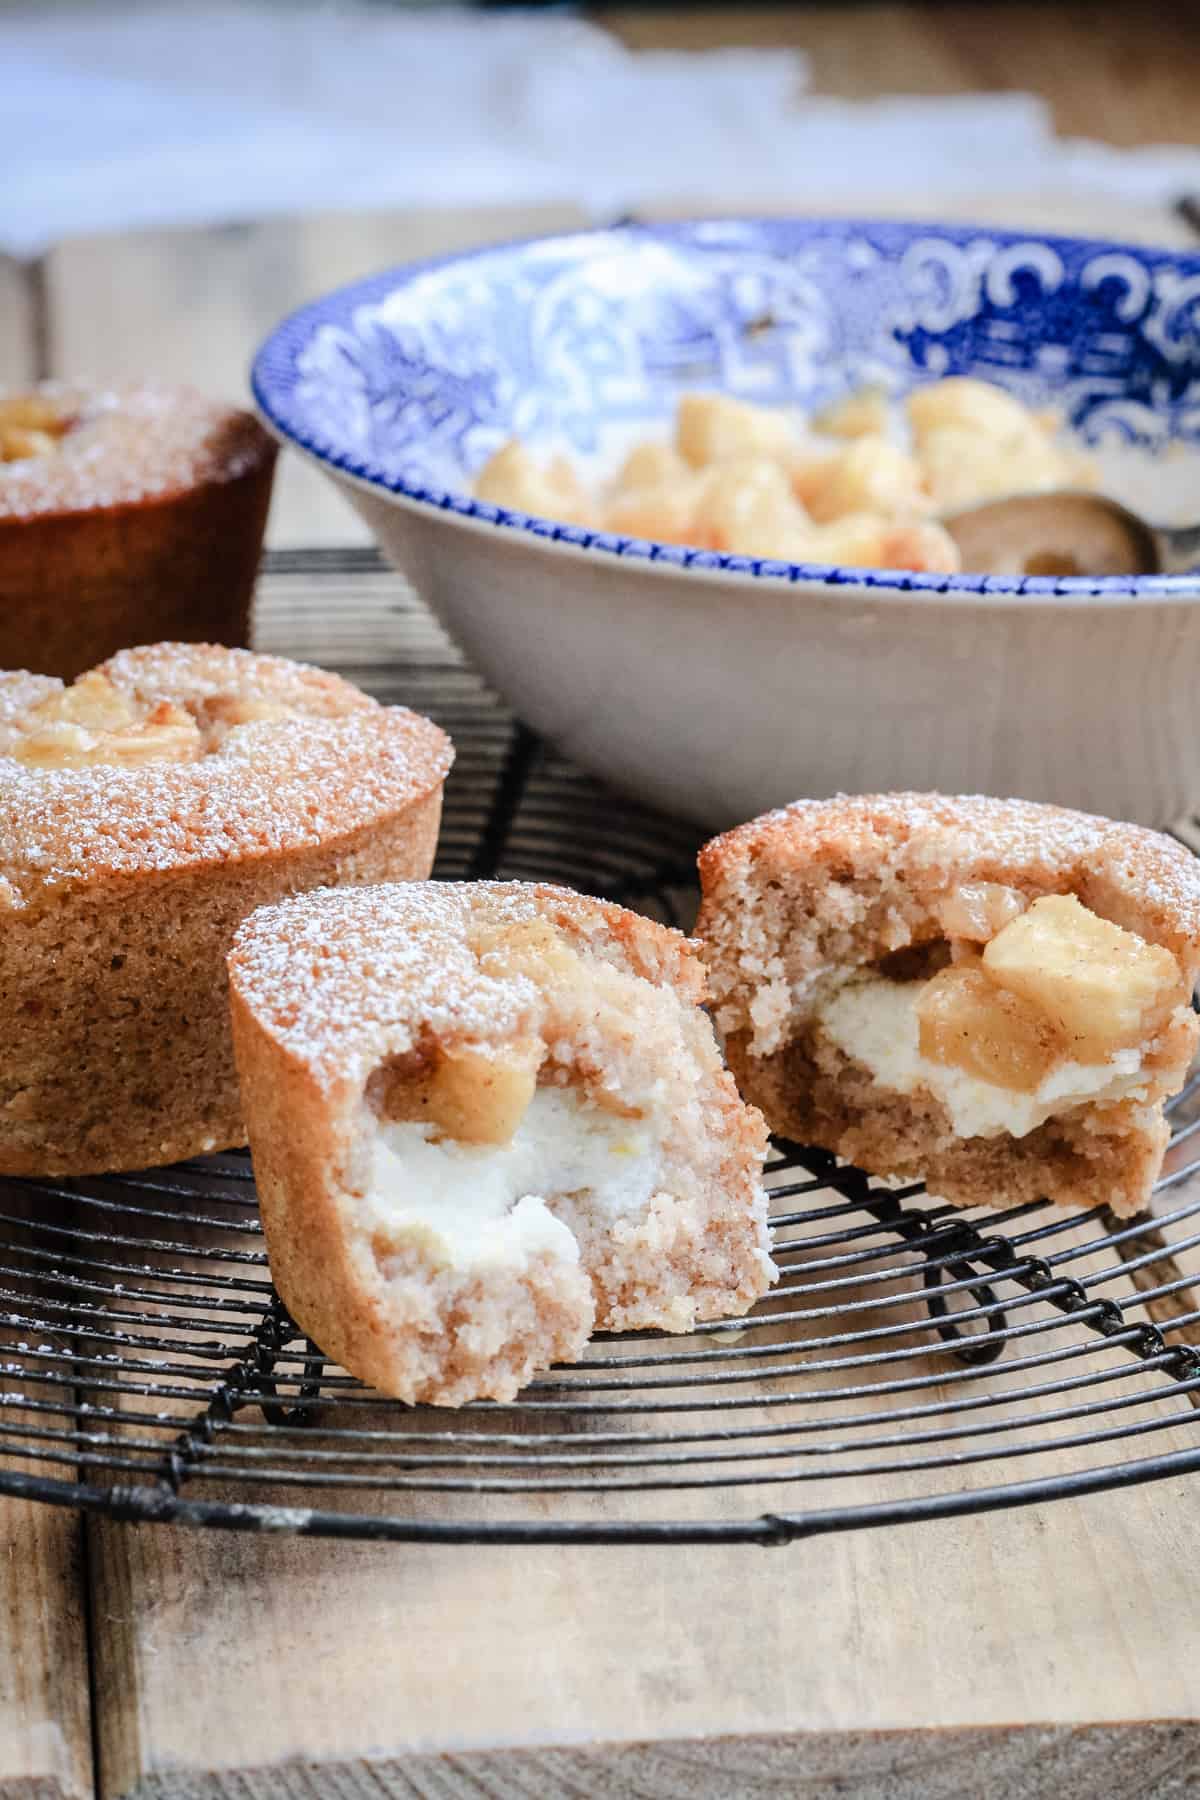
228, 882, 774, 1404
696, 794, 1200, 1216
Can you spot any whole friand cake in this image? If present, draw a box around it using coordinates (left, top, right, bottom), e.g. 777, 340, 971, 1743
0, 643, 452, 1177
0, 383, 276, 679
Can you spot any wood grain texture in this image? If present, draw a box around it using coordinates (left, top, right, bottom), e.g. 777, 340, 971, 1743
28, 34, 1200, 1792
601, 3, 1200, 149
0, 256, 36, 387
88, 1473, 1200, 1800
42, 205, 587, 550
0, 1491, 91, 1800
107, 1722, 1200, 1800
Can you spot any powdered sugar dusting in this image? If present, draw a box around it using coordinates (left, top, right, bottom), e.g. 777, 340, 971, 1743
0, 383, 273, 520
702, 791, 1200, 942
229, 881, 681, 1081
0, 644, 452, 896
231, 882, 581, 1074
698, 791, 1200, 1058
101, 641, 376, 720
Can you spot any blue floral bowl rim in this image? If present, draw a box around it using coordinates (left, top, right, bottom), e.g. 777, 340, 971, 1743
250, 215, 1200, 605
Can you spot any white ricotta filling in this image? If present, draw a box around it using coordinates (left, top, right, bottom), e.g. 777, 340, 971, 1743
366, 1085, 663, 1271
817, 974, 1149, 1140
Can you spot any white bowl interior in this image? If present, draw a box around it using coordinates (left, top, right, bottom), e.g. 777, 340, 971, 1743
253, 221, 1200, 829
260, 220, 1200, 537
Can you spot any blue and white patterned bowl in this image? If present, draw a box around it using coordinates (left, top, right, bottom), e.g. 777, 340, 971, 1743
253, 218, 1200, 828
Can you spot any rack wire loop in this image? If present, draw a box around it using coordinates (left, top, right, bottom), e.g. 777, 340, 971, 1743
0, 546, 1195, 1542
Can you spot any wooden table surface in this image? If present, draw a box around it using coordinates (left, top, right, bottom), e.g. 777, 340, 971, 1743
6, 8, 1200, 1798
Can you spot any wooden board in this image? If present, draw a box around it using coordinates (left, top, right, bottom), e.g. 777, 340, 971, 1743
82, 1476, 1200, 1799
602, 3, 1200, 150
0, 1493, 91, 1800
82, 560, 1200, 1797
21, 45, 1200, 1791
0, 258, 38, 387
93, 1723, 1200, 1800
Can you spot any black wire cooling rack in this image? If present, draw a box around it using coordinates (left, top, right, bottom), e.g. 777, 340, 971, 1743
3, 547, 1200, 1545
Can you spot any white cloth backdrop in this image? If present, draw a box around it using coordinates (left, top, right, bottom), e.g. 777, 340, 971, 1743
5, 2, 1200, 254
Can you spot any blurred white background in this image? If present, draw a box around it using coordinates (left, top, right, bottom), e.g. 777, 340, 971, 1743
7, 1, 1200, 254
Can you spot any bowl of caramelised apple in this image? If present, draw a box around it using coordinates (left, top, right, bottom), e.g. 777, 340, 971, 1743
253, 218, 1200, 829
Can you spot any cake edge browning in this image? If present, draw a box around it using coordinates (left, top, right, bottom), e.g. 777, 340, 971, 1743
0, 788, 445, 1177
228, 882, 774, 1406
0, 644, 454, 1176
727, 1027, 1171, 1219
697, 792, 1200, 1216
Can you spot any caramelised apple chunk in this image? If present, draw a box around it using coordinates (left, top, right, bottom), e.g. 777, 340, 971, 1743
982, 894, 1187, 1061
917, 893, 1187, 1092
472, 442, 595, 527
200, 694, 299, 737
11, 669, 203, 769
696, 792, 1200, 1216
675, 392, 794, 469
366, 1036, 546, 1147
937, 881, 1027, 943
0, 392, 73, 463
916, 963, 1065, 1092
470, 912, 584, 988
423, 1040, 544, 1145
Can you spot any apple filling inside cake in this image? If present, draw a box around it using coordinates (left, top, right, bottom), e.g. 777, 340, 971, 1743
816, 892, 1191, 1145
696, 794, 1200, 1217
368, 1084, 660, 1276
0, 392, 76, 464
229, 884, 774, 1406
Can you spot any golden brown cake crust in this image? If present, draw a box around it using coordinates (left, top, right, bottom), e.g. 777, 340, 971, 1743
229, 881, 773, 1405
698, 791, 1200, 1055
697, 792, 1200, 1217
0, 646, 452, 1176
0, 385, 276, 681
0, 643, 452, 899
0, 383, 273, 520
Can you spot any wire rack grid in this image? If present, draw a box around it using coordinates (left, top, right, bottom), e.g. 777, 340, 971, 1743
2, 548, 1200, 1545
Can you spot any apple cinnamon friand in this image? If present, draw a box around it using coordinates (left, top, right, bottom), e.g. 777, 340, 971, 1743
0, 383, 276, 679
0, 644, 452, 1176
696, 794, 1200, 1216
228, 882, 774, 1405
